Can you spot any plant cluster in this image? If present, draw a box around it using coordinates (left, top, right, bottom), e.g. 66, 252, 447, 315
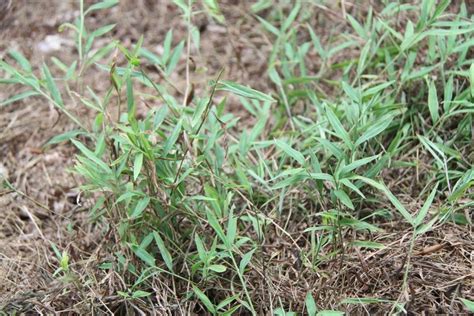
1, 0, 473, 314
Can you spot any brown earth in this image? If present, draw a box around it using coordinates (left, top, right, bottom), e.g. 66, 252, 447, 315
0, 1, 472, 314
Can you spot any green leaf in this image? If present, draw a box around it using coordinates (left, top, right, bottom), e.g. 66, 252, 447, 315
334, 189, 354, 210
443, 75, 453, 112
131, 196, 150, 218
163, 118, 182, 155
140, 48, 162, 66
272, 171, 306, 190
85, 24, 116, 53
85, 0, 119, 15
216, 295, 238, 311
91, 23, 116, 38
140, 232, 154, 249
318, 138, 344, 160
275, 140, 305, 165
203, 0, 225, 23
192, 286, 216, 314
353, 176, 414, 225
166, 41, 184, 75
256, 15, 280, 36
0, 90, 40, 107
309, 173, 335, 182
226, 209, 237, 248
251, 0, 272, 13
153, 231, 174, 271
116, 191, 138, 204
133, 152, 143, 181
355, 116, 393, 146
85, 42, 116, 69
347, 15, 367, 40
305, 292, 318, 316
415, 215, 438, 235
9, 50, 32, 72
162, 29, 174, 63
44, 130, 86, 146
71, 139, 111, 173
153, 105, 169, 130
126, 72, 135, 114
428, 80, 439, 123
130, 244, 155, 267
282, 2, 300, 31
217, 80, 275, 102
418, 135, 445, 168
341, 297, 399, 306
362, 80, 395, 97
350, 241, 385, 249
307, 25, 326, 59
132, 290, 151, 298
207, 210, 226, 243
357, 40, 372, 76
239, 248, 256, 275
470, 63, 474, 98
414, 183, 438, 227
340, 178, 365, 198
41, 63, 64, 107
60, 251, 69, 271
449, 169, 474, 203
172, 0, 189, 15
340, 155, 379, 175
460, 298, 474, 312
401, 20, 415, 51
316, 311, 344, 316
51, 56, 67, 74
194, 234, 206, 262
341, 81, 360, 103
208, 264, 227, 273
117, 291, 130, 298
66, 61, 77, 80
325, 106, 353, 148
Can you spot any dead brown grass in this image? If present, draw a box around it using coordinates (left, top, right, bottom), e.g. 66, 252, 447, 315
0, 1, 472, 314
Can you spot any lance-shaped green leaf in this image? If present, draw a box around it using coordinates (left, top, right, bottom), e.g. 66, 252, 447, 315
355, 116, 393, 146
325, 106, 353, 149
414, 183, 438, 227
71, 139, 111, 173
217, 80, 275, 102
130, 196, 150, 218
41, 63, 64, 107
153, 231, 173, 271
428, 80, 439, 123
353, 176, 414, 226
275, 139, 305, 165
0, 90, 40, 107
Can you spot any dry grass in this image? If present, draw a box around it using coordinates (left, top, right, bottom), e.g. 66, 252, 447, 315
0, 0, 473, 314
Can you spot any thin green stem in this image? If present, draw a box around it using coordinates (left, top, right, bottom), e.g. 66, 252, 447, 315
78, 0, 84, 61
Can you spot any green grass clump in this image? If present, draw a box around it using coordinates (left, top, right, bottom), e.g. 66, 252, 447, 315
1, 0, 473, 314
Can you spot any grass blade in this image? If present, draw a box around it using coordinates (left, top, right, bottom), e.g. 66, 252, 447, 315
428, 80, 439, 123
41, 63, 64, 107
275, 139, 305, 165
414, 183, 438, 227
353, 176, 414, 226
153, 231, 174, 271
0, 90, 40, 107
325, 106, 353, 149
217, 80, 275, 102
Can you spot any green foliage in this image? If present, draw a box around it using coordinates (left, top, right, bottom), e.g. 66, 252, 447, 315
1, 0, 472, 314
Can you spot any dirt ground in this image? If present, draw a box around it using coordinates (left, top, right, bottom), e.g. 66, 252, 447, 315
0, 1, 272, 313
0, 0, 472, 314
